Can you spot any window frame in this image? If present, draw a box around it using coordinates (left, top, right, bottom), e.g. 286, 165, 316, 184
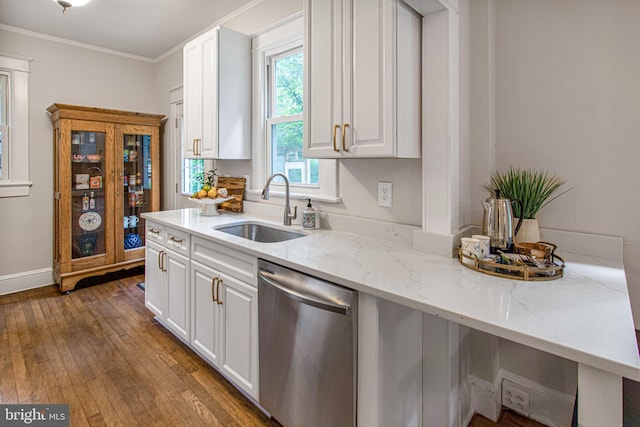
0, 53, 31, 198
250, 16, 338, 203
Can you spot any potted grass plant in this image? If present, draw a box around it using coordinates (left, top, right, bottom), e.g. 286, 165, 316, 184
482, 167, 569, 243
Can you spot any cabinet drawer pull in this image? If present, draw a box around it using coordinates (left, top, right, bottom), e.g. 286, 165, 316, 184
212, 277, 218, 302
342, 123, 350, 152
332, 124, 340, 152
216, 279, 223, 305
149, 228, 160, 234
169, 236, 183, 244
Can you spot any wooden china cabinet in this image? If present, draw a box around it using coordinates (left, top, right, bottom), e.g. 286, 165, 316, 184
48, 104, 164, 293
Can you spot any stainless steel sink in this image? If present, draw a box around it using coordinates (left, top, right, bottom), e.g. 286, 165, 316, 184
214, 222, 307, 243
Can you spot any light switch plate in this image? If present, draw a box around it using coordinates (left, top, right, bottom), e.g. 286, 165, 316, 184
378, 182, 392, 207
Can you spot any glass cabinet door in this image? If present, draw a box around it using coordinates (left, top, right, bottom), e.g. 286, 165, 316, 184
122, 132, 152, 251
70, 130, 106, 259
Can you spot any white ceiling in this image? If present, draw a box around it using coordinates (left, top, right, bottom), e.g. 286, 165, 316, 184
0, 0, 254, 61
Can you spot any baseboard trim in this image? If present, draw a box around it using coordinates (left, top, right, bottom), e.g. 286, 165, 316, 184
460, 369, 575, 427
0, 268, 54, 295
496, 369, 575, 427
460, 374, 499, 425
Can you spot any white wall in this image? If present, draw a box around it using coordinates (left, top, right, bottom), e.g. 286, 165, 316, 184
0, 29, 155, 284
466, 0, 638, 408
491, 0, 640, 326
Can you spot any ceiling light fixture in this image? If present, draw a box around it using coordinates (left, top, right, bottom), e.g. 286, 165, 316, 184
53, 0, 91, 14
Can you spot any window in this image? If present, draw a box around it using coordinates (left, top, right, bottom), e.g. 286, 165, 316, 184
251, 16, 337, 202
0, 53, 30, 197
267, 48, 318, 186
174, 100, 213, 197
183, 158, 205, 194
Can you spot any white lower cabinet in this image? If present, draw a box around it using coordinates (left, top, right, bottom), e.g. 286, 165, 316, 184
190, 261, 220, 366
218, 272, 258, 397
145, 239, 190, 342
145, 240, 165, 318
146, 228, 258, 401
164, 250, 190, 341
190, 260, 258, 399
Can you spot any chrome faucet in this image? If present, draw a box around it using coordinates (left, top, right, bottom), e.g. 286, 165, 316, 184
261, 173, 297, 225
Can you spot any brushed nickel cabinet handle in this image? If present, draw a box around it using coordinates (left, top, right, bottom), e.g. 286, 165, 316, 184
342, 123, 350, 152
332, 124, 340, 152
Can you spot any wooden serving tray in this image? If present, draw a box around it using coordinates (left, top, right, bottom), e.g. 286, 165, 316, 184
216, 177, 246, 213
457, 247, 564, 281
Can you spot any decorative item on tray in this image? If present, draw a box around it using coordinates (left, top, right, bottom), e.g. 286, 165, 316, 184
482, 167, 570, 244
458, 241, 564, 281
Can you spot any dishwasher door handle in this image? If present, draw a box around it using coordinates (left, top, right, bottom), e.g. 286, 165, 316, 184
258, 271, 351, 315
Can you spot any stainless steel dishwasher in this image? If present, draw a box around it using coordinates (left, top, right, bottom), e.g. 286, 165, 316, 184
258, 259, 357, 427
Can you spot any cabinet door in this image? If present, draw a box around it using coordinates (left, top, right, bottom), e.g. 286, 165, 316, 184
116, 124, 160, 263
304, 0, 420, 159
344, 0, 395, 157
145, 241, 165, 318
219, 274, 258, 399
304, 0, 344, 158
183, 38, 202, 159
62, 119, 115, 271
190, 261, 220, 367
199, 30, 219, 158
165, 249, 190, 341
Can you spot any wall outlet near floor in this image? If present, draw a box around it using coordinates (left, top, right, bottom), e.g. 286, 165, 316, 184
502, 379, 530, 416
378, 182, 392, 207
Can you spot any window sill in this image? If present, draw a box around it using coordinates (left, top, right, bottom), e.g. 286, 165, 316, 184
246, 189, 341, 204
0, 182, 32, 198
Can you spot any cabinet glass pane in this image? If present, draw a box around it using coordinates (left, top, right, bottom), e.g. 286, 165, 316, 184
70, 131, 106, 259
123, 134, 152, 251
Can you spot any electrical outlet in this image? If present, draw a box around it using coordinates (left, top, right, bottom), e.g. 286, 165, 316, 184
502, 380, 530, 415
378, 182, 392, 207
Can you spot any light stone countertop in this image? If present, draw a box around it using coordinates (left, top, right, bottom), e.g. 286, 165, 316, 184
142, 208, 640, 381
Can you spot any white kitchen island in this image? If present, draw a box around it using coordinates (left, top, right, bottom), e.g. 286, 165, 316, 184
142, 208, 640, 427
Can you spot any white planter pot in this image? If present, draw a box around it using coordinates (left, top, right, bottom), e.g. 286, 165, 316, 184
514, 218, 541, 243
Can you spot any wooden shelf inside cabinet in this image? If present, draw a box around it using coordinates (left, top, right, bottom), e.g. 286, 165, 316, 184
48, 103, 164, 293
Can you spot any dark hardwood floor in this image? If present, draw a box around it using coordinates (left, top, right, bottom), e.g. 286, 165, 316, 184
0, 273, 278, 426
468, 410, 549, 427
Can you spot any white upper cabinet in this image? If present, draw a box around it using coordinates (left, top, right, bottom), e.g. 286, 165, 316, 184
183, 27, 251, 159
304, 0, 421, 158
